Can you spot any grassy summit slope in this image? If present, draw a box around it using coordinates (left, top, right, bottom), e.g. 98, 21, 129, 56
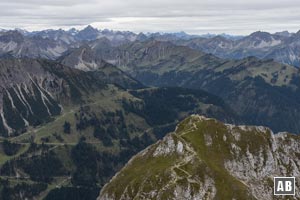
99, 115, 300, 200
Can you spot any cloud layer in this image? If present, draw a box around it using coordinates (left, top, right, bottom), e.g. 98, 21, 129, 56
1, 0, 300, 34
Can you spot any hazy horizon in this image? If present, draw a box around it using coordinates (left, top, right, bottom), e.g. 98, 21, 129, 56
1, 25, 299, 37
1, 0, 300, 35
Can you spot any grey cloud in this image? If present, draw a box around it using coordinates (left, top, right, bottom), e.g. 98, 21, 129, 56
1, 0, 97, 6
0, 0, 299, 34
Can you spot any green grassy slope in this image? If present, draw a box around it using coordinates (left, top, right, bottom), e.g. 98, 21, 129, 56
99, 115, 300, 200
0, 84, 238, 199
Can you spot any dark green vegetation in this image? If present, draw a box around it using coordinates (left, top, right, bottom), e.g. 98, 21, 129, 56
44, 187, 100, 200
125, 87, 237, 128
0, 179, 48, 200
0, 56, 140, 136
1, 30, 300, 199
0, 141, 135, 200
1, 140, 22, 156
102, 40, 300, 133
0, 57, 239, 199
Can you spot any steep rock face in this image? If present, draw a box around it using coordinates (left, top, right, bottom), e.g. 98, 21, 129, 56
59, 45, 144, 89
0, 31, 70, 59
0, 58, 105, 136
0, 58, 62, 136
98, 115, 300, 200
60, 45, 106, 71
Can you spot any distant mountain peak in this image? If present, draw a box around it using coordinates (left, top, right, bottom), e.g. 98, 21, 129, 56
83, 25, 98, 31
249, 31, 272, 38
274, 30, 292, 37
79, 25, 99, 34
211, 35, 228, 41
136, 32, 148, 41
76, 25, 100, 41
0, 30, 24, 43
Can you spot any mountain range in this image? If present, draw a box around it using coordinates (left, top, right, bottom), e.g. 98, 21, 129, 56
0, 26, 300, 199
1, 27, 300, 67
91, 39, 300, 133
173, 31, 300, 67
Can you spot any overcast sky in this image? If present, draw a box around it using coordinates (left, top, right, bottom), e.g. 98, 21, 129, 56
1, 0, 300, 35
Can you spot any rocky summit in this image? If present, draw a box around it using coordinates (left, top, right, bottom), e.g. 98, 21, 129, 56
98, 115, 300, 200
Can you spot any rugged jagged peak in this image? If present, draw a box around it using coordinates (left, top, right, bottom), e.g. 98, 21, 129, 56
246, 31, 284, 42
14, 28, 29, 36
136, 32, 148, 41
67, 28, 79, 36
0, 30, 24, 43
171, 30, 300, 66
83, 25, 98, 32
205, 35, 234, 49
274, 30, 292, 37
237, 31, 282, 48
0, 30, 70, 60
98, 115, 300, 200
76, 25, 100, 41
248, 31, 272, 39
29, 29, 77, 45
61, 43, 120, 71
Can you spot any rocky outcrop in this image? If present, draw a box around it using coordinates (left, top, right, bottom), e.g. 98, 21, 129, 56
60, 45, 144, 89
98, 115, 300, 200
0, 30, 70, 60
0, 58, 105, 136
0, 58, 62, 136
